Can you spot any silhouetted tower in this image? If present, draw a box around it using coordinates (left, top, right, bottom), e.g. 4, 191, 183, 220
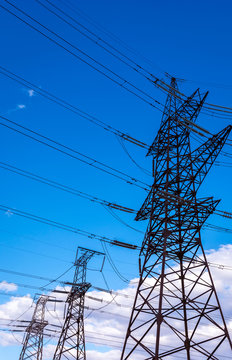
121, 78, 232, 359
19, 295, 48, 360
53, 247, 104, 360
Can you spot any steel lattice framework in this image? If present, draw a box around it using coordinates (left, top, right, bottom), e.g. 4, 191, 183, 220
121, 78, 232, 359
19, 295, 48, 360
53, 247, 103, 360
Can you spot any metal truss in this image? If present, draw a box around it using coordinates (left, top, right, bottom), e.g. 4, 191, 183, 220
53, 247, 104, 360
19, 295, 48, 360
121, 78, 232, 359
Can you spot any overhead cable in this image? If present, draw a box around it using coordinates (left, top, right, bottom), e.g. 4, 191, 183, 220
0, 65, 149, 149
0, 203, 140, 249
0, 115, 150, 191
3, 1, 232, 123
34, 0, 232, 119
0, 0, 164, 112
0, 160, 136, 214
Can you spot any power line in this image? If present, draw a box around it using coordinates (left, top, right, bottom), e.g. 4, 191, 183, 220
2, 291, 232, 331
12, 0, 229, 126
0, 115, 149, 191
56, 0, 232, 117
34, 0, 169, 87
0, 203, 140, 249
40, 0, 232, 125
2, 119, 232, 219
3, 318, 232, 360
1, 64, 232, 162
39, 264, 74, 291
117, 137, 151, 176
0, 65, 149, 149
0, 160, 136, 214
2, 156, 230, 234
2, 117, 231, 218
3, 1, 232, 126
0, 280, 134, 307
54, 0, 168, 77
51, 0, 232, 120
0, 160, 143, 234
204, 223, 232, 234
101, 241, 129, 283
0, 268, 133, 298
103, 205, 143, 233
0, 241, 72, 264
1, 159, 232, 224
1, 0, 164, 111
48, 0, 232, 120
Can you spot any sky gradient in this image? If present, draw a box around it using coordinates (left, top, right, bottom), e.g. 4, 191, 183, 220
0, 0, 232, 358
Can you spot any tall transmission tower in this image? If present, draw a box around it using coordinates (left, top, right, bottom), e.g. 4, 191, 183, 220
19, 294, 48, 360
121, 78, 232, 359
53, 246, 104, 360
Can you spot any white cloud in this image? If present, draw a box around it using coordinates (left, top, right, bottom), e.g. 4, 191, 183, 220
43, 346, 135, 360
0, 295, 33, 348
0, 331, 22, 347
17, 104, 26, 109
87, 349, 123, 360
43, 344, 56, 359
0, 295, 33, 321
1, 244, 232, 358
0, 281, 17, 293
4, 210, 13, 218
27, 89, 35, 97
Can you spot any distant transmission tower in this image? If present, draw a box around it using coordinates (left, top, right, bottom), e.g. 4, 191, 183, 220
53, 246, 104, 360
121, 78, 232, 359
19, 294, 48, 360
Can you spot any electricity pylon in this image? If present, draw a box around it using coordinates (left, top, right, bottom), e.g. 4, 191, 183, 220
53, 246, 104, 360
121, 78, 232, 359
19, 295, 48, 360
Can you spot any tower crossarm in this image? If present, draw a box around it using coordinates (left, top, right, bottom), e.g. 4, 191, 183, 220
136, 176, 220, 223
140, 196, 219, 255
189, 125, 232, 191
26, 319, 48, 334
163, 124, 232, 198
137, 124, 231, 222
153, 124, 231, 199
148, 87, 208, 157
67, 282, 91, 302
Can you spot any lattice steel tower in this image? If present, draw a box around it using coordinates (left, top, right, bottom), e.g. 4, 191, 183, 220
19, 295, 48, 360
121, 78, 232, 359
53, 246, 103, 360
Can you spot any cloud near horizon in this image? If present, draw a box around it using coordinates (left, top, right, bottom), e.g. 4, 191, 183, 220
0, 281, 18, 293
1, 244, 232, 358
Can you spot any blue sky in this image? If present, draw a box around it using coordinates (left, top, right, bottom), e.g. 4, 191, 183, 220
0, 0, 232, 358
